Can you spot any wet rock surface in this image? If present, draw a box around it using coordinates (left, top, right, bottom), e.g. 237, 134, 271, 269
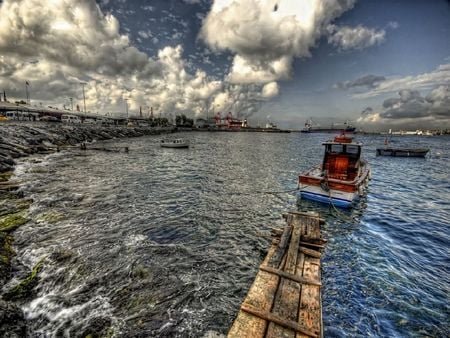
0, 299, 26, 338
0, 122, 175, 335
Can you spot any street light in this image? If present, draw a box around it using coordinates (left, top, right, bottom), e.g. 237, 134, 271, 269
124, 98, 129, 121
25, 81, 30, 105
80, 82, 87, 114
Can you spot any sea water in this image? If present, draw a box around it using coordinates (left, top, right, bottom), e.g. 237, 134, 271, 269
8, 132, 449, 337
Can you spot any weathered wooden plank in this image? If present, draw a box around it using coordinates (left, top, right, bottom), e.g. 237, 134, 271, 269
299, 241, 326, 249
286, 219, 302, 274
259, 265, 321, 286
229, 212, 324, 338
299, 247, 322, 259
266, 216, 303, 338
228, 243, 279, 338
240, 304, 318, 338
268, 225, 292, 268
300, 214, 320, 242
297, 256, 321, 338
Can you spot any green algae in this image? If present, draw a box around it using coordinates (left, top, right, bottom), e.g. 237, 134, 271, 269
0, 211, 28, 232
36, 211, 64, 224
28, 167, 48, 174
4, 258, 45, 301
0, 171, 13, 182
0, 231, 14, 279
131, 264, 151, 279
0, 198, 32, 217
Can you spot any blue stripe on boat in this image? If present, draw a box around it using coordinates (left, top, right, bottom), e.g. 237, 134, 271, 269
300, 191, 353, 208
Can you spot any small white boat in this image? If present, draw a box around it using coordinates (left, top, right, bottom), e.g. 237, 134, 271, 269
160, 138, 189, 148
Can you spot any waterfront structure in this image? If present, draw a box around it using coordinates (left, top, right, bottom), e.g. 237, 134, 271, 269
229, 211, 325, 338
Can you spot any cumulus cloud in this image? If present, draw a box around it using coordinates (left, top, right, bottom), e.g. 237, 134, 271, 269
359, 87, 450, 123
361, 106, 373, 116
261, 81, 279, 98
200, 0, 356, 85
381, 89, 430, 119
425, 85, 450, 118
335, 74, 386, 90
327, 24, 385, 51
0, 0, 274, 118
353, 63, 450, 99
0, 0, 159, 77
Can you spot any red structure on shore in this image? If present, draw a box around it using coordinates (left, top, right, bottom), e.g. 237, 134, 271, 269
215, 112, 247, 130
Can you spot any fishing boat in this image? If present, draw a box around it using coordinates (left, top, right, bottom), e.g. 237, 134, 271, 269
376, 148, 429, 157
160, 139, 189, 148
298, 134, 371, 208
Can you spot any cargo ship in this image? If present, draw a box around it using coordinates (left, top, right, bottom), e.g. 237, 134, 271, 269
196, 112, 290, 133
301, 118, 356, 133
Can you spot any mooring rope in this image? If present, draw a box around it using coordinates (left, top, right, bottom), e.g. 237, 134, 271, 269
326, 188, 355, 222
227, 187, 299, 196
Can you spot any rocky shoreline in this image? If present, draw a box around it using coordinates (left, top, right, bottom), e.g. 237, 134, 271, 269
0, 122, 175, 336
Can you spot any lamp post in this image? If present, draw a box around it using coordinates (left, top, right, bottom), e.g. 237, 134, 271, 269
124, 98, 129, 121
81, 82, 87, 114
25, 81, 30, 105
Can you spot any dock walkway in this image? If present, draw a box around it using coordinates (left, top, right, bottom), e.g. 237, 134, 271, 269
228, 211, 326, 338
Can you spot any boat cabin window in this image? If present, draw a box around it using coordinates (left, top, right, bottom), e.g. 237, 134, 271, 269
330, 144, 343, 153
325, 144, 360, 157
346, 145, 359, 155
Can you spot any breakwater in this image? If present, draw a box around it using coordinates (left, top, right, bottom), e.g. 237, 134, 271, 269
0, 123, 175, 173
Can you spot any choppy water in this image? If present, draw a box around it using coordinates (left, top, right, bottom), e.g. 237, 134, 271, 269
7, 132, 450, 337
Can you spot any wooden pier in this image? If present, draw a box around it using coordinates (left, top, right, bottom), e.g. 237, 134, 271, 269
228, 211, 326, 338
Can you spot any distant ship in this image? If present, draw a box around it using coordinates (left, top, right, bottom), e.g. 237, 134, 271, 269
301, 118, 356, 133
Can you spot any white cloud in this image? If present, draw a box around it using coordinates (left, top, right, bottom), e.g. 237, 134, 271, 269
227, 55, 292, 84
0, 0, 371, 120
354, 63, 450, 99
356, 86, 450, 129
0, 0, 272, 118
138, 30, 151, 39
261, 81, 279, 98
200, 0, 356, 85
327, 24, 385, 51
387, 21, 399, 29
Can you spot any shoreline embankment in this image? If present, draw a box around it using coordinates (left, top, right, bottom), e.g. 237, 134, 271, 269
0, 122, 175, 335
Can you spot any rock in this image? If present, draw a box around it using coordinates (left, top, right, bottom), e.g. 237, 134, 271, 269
0, 198, 32, 217
0, 211, 28, 232
0, 123, 175, 175
0, 299, 26, 337
80, 316, 113, 338
0, 172, 13, 182
3, 258, 45, 301
0, 154, 15, 166
0, 232, 14, 284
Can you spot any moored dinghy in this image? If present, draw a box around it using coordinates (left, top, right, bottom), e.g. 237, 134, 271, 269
376, 148, 429, 157
160, 138, 189, 148
299, 134, 371, 208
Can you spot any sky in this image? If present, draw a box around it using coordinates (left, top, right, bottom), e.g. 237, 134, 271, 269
0, 0, 449, 131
